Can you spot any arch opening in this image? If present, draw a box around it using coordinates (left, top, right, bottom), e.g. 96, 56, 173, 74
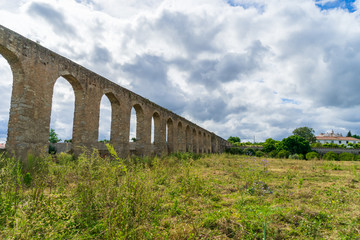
129, 104, 144, 143
177, 121, 184, 152
98, 95, 111, 142
0, 56, 12, 147
129, 107, 137, 142
152, 112, 160, 144
50, 77, 76, 144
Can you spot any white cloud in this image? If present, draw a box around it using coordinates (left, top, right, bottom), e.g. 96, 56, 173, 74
1, 0, 360, 143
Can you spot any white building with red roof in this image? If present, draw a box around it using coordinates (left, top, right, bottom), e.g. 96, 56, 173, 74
316, 131, 360, 146
0, 143, 5, 149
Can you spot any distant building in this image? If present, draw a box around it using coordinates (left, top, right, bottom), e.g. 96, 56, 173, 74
0, 143, 5, 149
316, 131, 360, 146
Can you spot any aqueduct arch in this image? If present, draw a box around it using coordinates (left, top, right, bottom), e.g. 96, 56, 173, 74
0, 25, 230, 159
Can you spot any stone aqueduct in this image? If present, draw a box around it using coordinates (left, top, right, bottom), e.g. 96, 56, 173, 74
0, 25, 230, 159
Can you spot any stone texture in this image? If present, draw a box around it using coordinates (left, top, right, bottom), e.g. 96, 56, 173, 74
0, 25, 231, 161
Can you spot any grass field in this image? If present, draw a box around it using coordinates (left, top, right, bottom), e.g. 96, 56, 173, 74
1, 149, 360, 239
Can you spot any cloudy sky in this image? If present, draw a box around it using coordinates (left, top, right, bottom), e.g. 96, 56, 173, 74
1, 0, 360, 143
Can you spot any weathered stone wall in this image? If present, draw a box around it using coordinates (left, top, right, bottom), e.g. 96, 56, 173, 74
0, 25, 230, 161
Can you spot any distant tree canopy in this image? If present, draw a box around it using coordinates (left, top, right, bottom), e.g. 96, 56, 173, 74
277, 135, 311, 155
347, 131, 352, 137
263, 138, 278, 153
292, 127, 316, 144
227, 136, 241, 144
353, 134, 360, 139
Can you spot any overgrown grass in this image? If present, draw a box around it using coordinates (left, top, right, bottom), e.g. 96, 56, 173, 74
1, 150, 360, 239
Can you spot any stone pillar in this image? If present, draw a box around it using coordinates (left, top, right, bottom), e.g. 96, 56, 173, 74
192, 129, 198, 153
166, 118, 174, 154
72, 83, 102, 155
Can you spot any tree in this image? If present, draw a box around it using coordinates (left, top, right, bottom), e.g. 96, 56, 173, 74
352, 134, 360, 139
49, 128, 62, 143
277, 135, 311, 155
347, 131, 352, 137
227, 136, 241, 144
263, 138, 278, 153
292, 127, 316, 144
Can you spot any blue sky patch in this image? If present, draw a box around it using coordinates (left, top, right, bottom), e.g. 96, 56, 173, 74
226, 0, 265, 12
315, 0, 356, 12
281, 98, 298, 105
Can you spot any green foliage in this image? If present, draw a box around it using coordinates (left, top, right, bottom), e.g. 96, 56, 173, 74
131, 137, 137, 142
263, 138, 278, 153
292, 127, 316, 144
347, 131, 352, 137
23, 172, 32, 187
323, 143, 339, 148
48, 144, 56, 154
0, 153, 360, 238
311, 142, 323, 148
353, 143, 360, 149
277, 135, 311, 155
339, 152, 355, 161
106, 143, 127, 173
49, 128, 61, 143
244, 148, 256, 156
227, 136, 241, 144
277, 150, 290, 158
323, 151, 339, 161
255, 150, 265, 157
289, 154, 304, 160
306, 152, 320, 160
225, 147, 243, 155
352, 134, 360, 139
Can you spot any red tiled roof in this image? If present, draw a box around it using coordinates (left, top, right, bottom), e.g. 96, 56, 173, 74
316, 136, 360, 141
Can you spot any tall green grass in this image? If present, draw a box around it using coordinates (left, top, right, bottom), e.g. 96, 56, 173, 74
0, 150, 360, 239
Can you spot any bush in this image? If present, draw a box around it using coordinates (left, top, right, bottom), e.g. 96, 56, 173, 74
311, 142, 323, 148
289, 154, 304, 160
244, 148, 255, 156
277, 150, 290, 159
306, 152, 320, 160
323, 151, 339, 161
339, 152, 355, 161
48, 144, 56, 154
225, 147, 243, 155
267, 150, 277, 158
255, 151, 264, 157
277, 135, 311, 155
289, 154, 299, 159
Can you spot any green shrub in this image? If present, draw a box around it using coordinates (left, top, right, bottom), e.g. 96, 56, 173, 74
225, 147, 243, 155
306, 152, 320, 160
339, 152, 355, 161
244, 148, 255, 156
48, 144, 56, 154
311, 142, 323, 148
267, 150, 277, 158
255, 150, 264, 157
289, 154, 304, 160
57, 152, 74, 164
289, 154, 299, 159
277, 150, 290, 159
323, 151, 339, 161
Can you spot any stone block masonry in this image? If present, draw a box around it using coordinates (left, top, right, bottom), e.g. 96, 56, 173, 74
0, 25, 231, 161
